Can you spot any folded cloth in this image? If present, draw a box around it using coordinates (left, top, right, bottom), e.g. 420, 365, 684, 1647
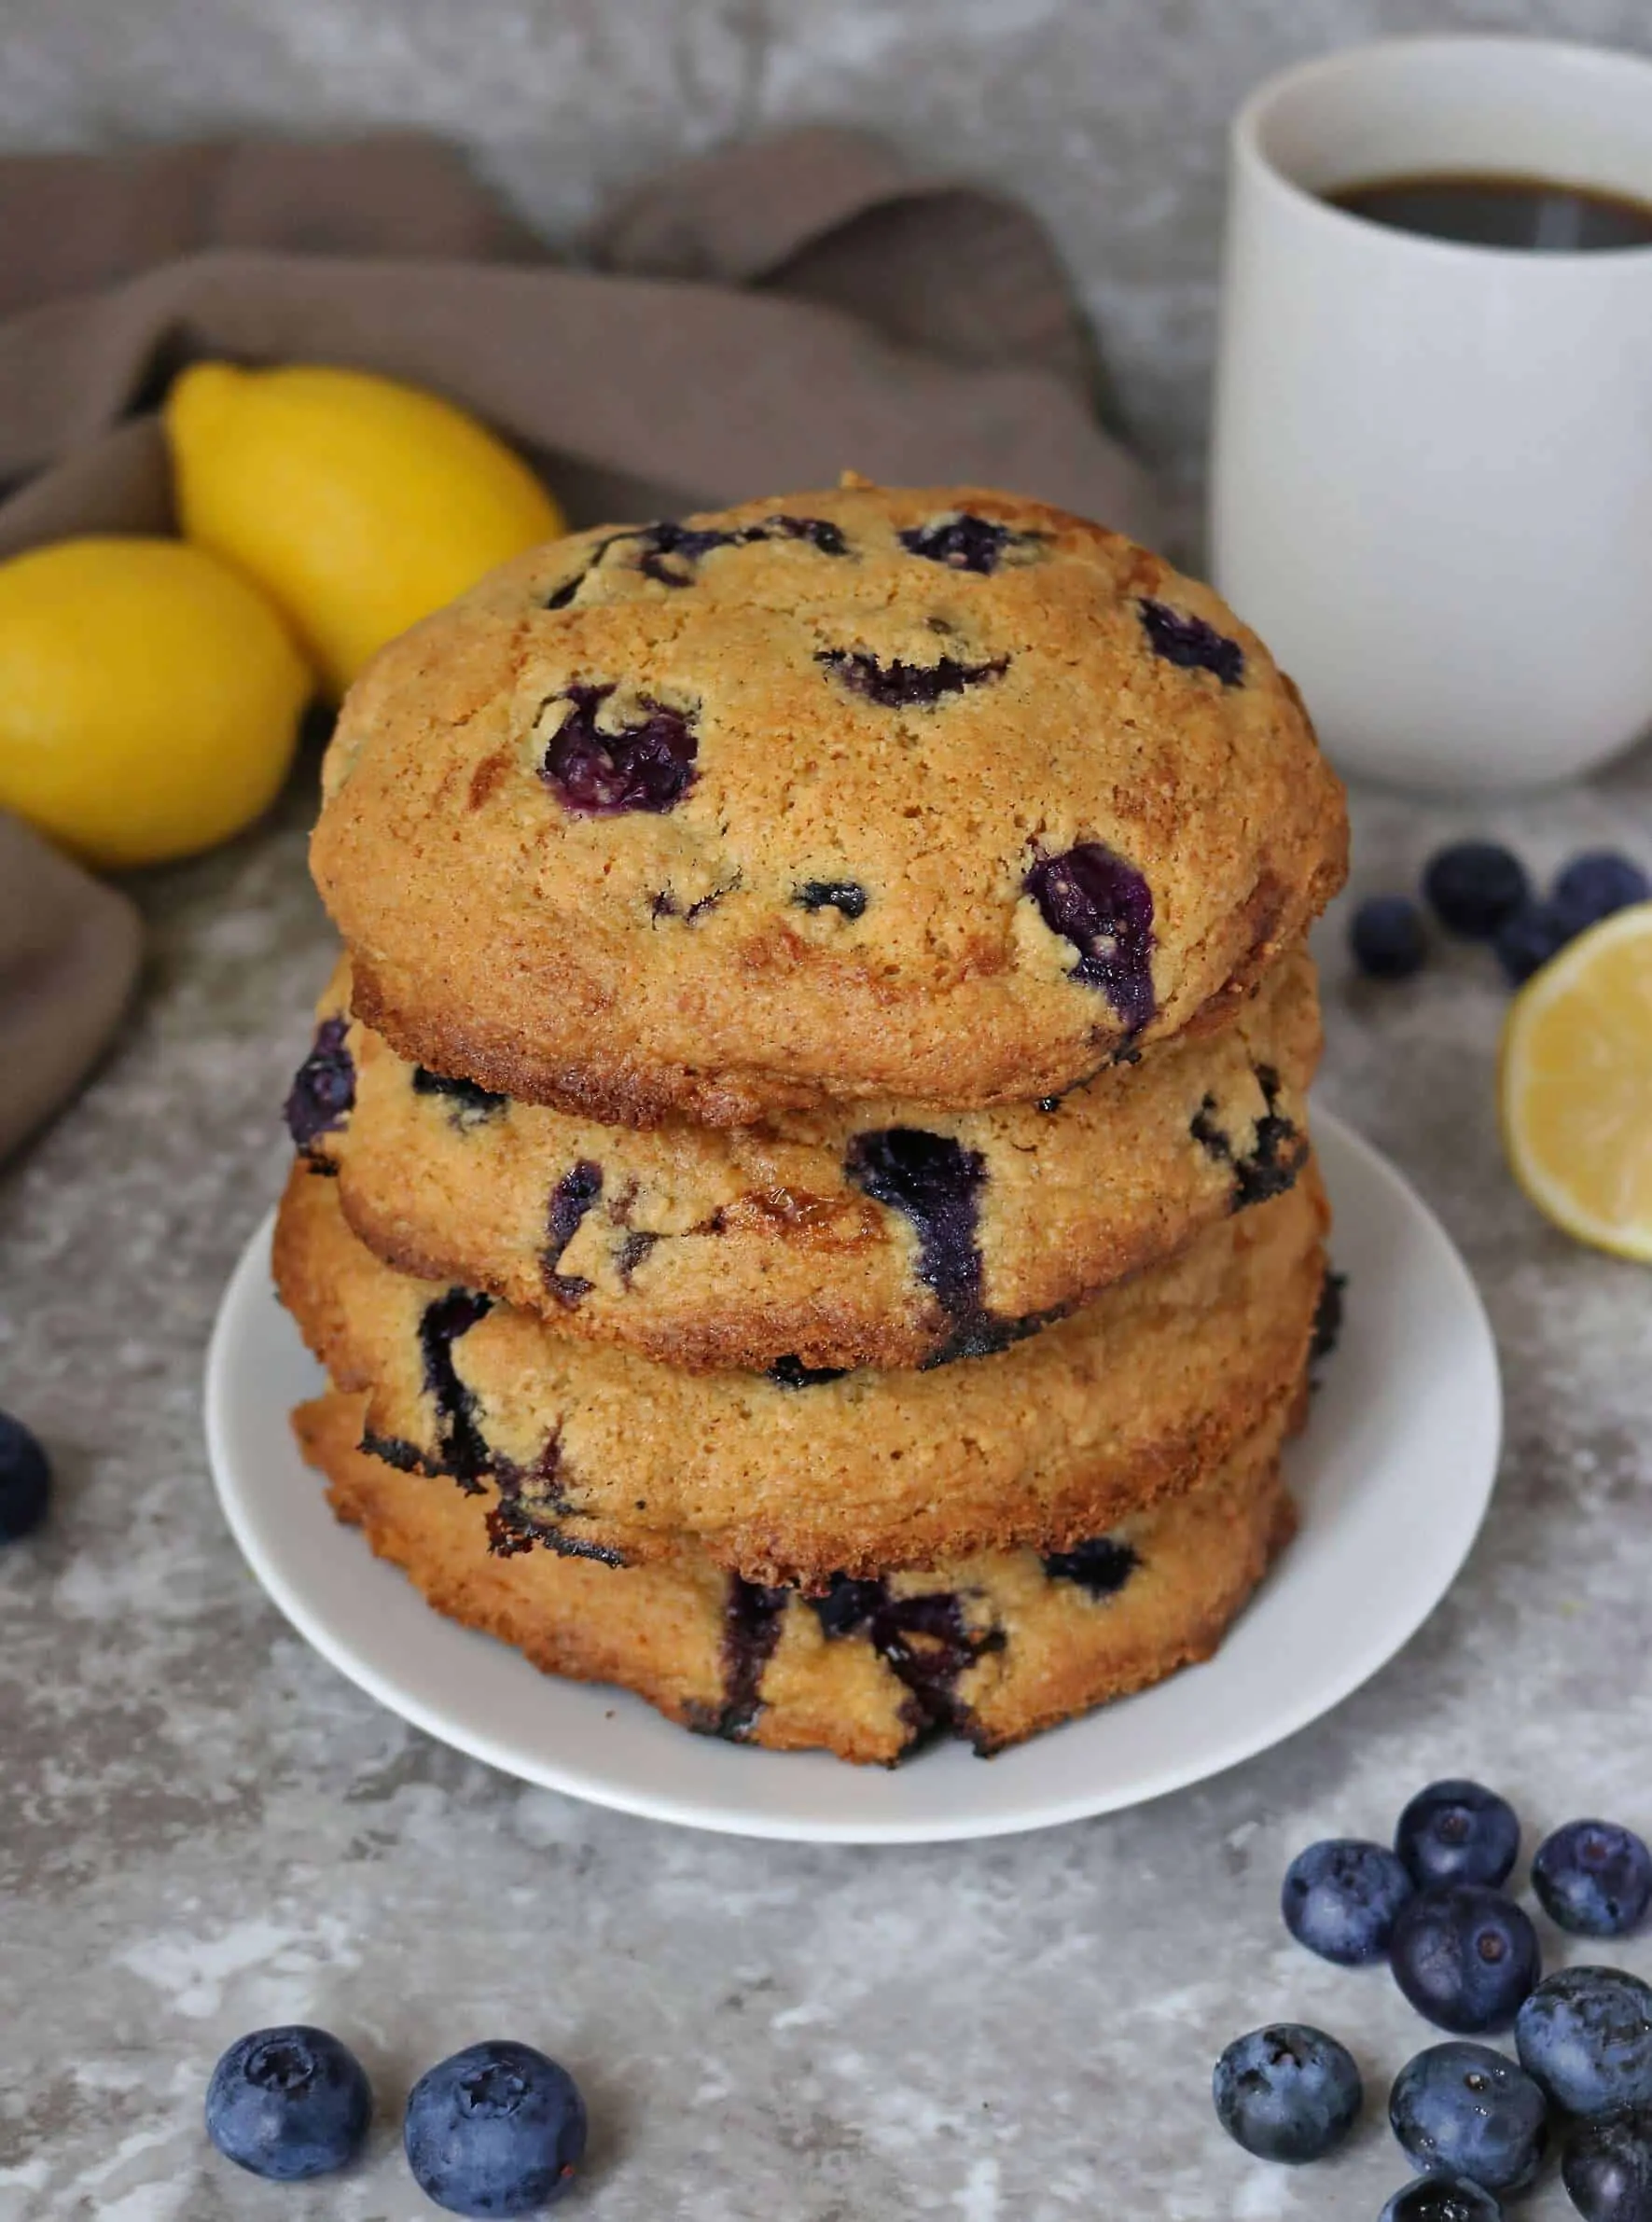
0, 125, 1156, 1160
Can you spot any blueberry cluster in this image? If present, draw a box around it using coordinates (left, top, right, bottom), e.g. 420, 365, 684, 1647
205, 2026, 587, 2214
1350, 842, 1649, 988
1215, 1775, 1652, 2216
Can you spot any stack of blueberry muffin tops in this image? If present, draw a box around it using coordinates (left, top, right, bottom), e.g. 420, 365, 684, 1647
277, 478, 1349, 1765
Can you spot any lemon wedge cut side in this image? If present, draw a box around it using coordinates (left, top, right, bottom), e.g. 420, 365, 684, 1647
1500, 900, 1652, 1260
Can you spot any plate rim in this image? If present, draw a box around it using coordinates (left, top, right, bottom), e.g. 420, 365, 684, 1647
204, 1107, 1502, 1845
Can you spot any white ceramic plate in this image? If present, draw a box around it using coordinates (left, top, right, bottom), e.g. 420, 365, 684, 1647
204, 1109, 1500, 1844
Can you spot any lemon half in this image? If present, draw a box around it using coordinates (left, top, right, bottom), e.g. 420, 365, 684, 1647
1500, 901, 1652, 1260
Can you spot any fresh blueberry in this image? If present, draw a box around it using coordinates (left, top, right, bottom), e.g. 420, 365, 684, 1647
1390, 1885, 1540, 2034
1388, 2041, 1548, 2197
1396, 1780, 1520, 1890
1516, 1966, 1652, 2119
1423, 842, 1530, 937
1350, 895, 1428, 981
1533, 1820, 1652, 1938
0, 1410, 50, 1543
404, 2040, 587, 2216
1380, 2175, 1505, 2222
1211, 2023, 1362, 2164
1493, 900, 1572, 986
539, 683, 697, 816
205, 2025, 371, 2182
1563, 2115, 1652, 2222
1281, 1839, 1415, 1965
1552, 850, 1650, 935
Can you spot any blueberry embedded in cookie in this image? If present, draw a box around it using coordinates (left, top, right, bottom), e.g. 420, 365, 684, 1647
1024, 843, 1157, 1035
898, 511, 1043, 574
535, 684, 698, 816
284, 1019, 354, 1160
814, 646, 1008, 708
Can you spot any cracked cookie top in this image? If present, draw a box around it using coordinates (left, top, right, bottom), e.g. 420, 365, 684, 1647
312, 479, 1347, 1125
296, 944, 1320, 1372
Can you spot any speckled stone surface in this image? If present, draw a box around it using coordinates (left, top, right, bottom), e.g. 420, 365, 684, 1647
6, 6, 1652, 2216
2, 751, 1649, 2222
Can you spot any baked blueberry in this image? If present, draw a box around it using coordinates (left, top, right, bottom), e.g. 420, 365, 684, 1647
1040, 1535, 1139, 1598
0, 1410, 50, 1544
794, 880, 868, 919
285, 1017, 355, 1151
1282, 1838, 1414, 1965
1388, 2041, 1548, 2198
205, 2025, 371, 2182
1423, 841, 1530, 937
1211, 2023, 1362, 2164
1389, 1885, 1539, 2034
766, 1355, 850, 1390
419, 1289, 493, 1484
1533, 1820, 1652, 1938
1516, 1966, 1652, 2118
1396, 1779, 1520, 1890
1563, 2114, 1652, 2222
714, 1578, 790, 1741
1025, 843, 1156, 1032
815, 646, 1007, 708
543, 1160, 603, 1306
899, 513, 1029, 574
845, 1129, 985, 1317
1492, 900, 1572, 985
404, 2039, 586, 2215
412, 1066, 508, 1120
1379, 2174, 1504, 2222
1552, 850, 1650, 935
1350, 895, 1427, 980
538, 683, 697, 815
1138, 598, 1244, 687
767, 514, 850, 555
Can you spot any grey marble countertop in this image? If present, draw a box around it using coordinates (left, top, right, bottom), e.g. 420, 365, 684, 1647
3, 743, 1651, 2220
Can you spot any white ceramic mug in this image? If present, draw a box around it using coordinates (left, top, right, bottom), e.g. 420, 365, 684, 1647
1210, 36, 1652, 792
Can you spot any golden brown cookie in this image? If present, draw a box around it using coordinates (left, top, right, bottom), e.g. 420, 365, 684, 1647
311, 481, 1347, 1126
298, 1388, 1296, 1766
287, 947, 1321, 1372
273, 1159, 1326, 1586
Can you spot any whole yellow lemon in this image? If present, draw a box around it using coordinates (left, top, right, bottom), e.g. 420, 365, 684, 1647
166, 362, 565, 695
0, 537, 311, 870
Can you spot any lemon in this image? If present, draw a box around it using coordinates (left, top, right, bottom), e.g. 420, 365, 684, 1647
1500, 901, 1652, 1260
166, 362, 564, 695
0, 536, 310, 870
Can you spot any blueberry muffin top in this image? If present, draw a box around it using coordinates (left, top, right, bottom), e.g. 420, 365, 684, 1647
312, 479, 1347, 1126
274, 1158, 1326, 1588
301, 1386, 1294, 1766
292, 945, 1320, 1372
